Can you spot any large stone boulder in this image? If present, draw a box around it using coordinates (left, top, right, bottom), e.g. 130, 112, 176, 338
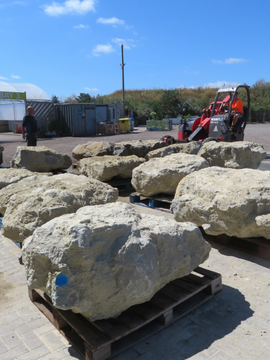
0, 168, 51, 190
171, 167, 270, 239
146, 142, 202, 160
72, 141, 115, 161
0, 145, 4, 165
77, 155, 146, 181
22, 202, 211, 321
11, 146, 72, 172
131, 153, 209, 196
113, 139, 167, 157
1, 173, 118, 242
197, 141, 267, 169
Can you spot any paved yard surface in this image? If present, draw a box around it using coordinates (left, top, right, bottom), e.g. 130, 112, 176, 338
0, 123, 270, 359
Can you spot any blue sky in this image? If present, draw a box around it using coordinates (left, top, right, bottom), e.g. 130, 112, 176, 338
1, 0, 269, 100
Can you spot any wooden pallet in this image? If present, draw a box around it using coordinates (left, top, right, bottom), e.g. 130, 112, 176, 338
200, 227, 270, 261
28, 267, 221, 360
130, 192, 173, 213
105, 178, 134, 193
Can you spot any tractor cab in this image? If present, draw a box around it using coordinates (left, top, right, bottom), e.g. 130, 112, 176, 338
208, 85, 250, 142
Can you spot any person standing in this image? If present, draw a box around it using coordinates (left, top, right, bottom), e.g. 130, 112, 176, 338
22, 106, 38, 146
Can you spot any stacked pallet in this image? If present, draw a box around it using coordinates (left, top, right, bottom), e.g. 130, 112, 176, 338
29, 267, 222, 360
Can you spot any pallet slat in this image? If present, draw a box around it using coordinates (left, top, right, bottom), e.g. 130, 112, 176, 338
29, 267, 222, 360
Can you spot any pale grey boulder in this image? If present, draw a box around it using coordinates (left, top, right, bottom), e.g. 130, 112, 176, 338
198, 141, 267, 169
113, 139, 166, 157
77, 155, 146, 181
146, 142, 202, 160
0, 168, 51, 190
171, 167, 270, 239
11, 146, 72, 172
131, 153, 209, 196
72, 141, 115, 161
22, 202, 211, 321
1, 173, 118, 242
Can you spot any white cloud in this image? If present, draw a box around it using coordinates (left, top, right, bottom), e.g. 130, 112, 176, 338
97, 17, 124, 26
84, 87, 98, 91
74, 24, 88, 29
212, 58, 247, 65
0, 2, 28, 9
184, 71, 199, 75
199, 81, 240, 88
11, 75, 20, 79
112, 38, 136, 50
0, 76, 8, 80
92, 44, 115, 56
44, 0, 96, 16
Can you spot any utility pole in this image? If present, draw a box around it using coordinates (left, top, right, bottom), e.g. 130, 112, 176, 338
120, 44, 125, 118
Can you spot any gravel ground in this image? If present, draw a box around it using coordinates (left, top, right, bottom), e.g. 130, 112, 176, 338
0, 123, 269, 168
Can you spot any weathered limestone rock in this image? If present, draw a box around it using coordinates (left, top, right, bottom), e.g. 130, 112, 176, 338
11, 146, 72, 172
146, 142, 202, 160
77, 155, 146, 181
113, 139, 167, 157
131, 153, 209, 196
22, 202, 211, 321
0, 145, 4, 165
0, 168, 51, 190
171, 167, 270, 239
198, 141, 267, 169
72, 141, 115, 161
1, 173, 118, 242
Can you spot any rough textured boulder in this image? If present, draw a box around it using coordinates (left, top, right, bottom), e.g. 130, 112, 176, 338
113, 139, 167, 157
0, 145, 3, 165
22, 202, 211, 321
0, 168, 51, 190
131, 153, 209, 196
197, 141, 267, 169
72, 141, 114, 161
1, 173, 118, 242
77, 155, 146, 181
11, 146, 72, 172
171, 167, 270, 239
146, 142, 202, 160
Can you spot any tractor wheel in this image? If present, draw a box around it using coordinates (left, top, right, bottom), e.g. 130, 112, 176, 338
202, 137, 219, 145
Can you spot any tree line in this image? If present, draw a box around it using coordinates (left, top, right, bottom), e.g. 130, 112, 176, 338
52, 79, 270, 124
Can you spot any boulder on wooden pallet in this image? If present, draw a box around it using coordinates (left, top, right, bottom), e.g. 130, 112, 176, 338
0, 173, 118, 242
77, 155, 146, 182
0, 168, 51, 190
72, 141, 115, 161
113, 139, 167, 157
11, 146, 72, 172
131, 153, 209, 196
146, 141, 202, 160
22, 202, 211, 321
198, 141, 267, 169
171, 167, 270, 239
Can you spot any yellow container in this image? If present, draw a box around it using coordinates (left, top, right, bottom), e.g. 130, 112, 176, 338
118, 118, 131, 132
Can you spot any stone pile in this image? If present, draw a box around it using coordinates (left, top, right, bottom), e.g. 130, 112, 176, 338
77, 155, 146, 181
131, 153, 209, 196
171, 167, 270, 239
198, 141, 266, 169
11, 146, 72, 172
0, 173, 118, 242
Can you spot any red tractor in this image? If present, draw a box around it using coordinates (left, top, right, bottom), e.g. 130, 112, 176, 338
178, 84, 250, 143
